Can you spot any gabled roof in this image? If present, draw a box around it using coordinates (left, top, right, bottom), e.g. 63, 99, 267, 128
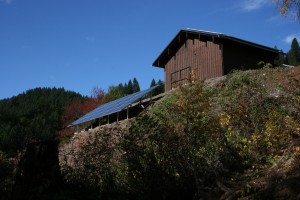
152, 29, 279, 68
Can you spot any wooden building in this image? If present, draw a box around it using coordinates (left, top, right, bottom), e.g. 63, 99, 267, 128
152, 29, 279, 91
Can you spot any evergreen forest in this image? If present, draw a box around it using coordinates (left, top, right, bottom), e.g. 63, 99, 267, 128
0, 88, 85, 156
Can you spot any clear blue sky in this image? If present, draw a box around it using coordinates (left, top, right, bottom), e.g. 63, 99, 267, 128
0, 0, 299, 100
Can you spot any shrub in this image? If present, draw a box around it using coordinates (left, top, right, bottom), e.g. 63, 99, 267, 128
122, 81, 222, 199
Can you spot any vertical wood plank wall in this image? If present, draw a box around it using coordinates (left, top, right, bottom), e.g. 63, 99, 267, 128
222, 41, 277, 74
165, 39, 223, 91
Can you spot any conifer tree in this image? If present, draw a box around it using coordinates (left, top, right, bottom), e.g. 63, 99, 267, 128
157, 79, 165, 94
150, 79, 156, 87
127, 80, 133, 95
123, 83, 128, 94
274, 46, 285, 66
287, 38, 300, 66
149, 79, 164, 96
132, 78, 140, 93
118, 83, 125, 95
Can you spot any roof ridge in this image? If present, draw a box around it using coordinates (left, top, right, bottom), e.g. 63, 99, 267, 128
184, 28, 224, 36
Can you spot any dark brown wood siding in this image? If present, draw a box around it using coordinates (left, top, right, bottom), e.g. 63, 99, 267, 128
164, 38, 223, 91
222, 40, 278, 74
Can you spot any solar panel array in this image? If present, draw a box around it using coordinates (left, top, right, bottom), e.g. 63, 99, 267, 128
69, 85, 158, 127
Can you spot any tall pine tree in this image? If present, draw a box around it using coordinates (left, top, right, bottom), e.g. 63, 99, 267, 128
150, 79, 156, 87
149, 79, 164, 96
287, 38, 300, 66
157, 79, 165, 94
132, 78, 140, 93
274, 46, 285, 66
127, 80, 133, 94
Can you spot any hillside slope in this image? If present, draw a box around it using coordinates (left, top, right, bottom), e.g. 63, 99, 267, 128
59, 66, 300, 200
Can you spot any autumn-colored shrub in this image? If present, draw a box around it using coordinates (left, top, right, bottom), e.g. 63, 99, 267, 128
58, 87, 107, 140
216, 68, 300, 173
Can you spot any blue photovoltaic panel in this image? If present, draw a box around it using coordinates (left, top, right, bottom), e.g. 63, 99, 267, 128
69, 85, 158, 126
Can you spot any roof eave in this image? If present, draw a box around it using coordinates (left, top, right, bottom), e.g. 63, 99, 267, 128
223, 35, 279, 53
152, 29, 185, 68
